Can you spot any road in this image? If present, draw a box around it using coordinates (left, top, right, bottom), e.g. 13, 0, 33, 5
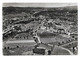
6, 40, 36, 44
58, 46, 73, 55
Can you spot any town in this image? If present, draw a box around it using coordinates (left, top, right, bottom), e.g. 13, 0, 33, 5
3, 5, 78, 55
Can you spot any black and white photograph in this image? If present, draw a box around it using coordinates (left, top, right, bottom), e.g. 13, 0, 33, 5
2, 3, 78, 55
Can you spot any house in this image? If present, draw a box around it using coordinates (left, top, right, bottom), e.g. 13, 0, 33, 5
57, 29, 65, 34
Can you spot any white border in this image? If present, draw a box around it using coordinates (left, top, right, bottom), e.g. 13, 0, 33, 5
0, 0, 80, 57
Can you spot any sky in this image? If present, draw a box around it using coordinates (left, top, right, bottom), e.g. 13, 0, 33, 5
3, 3, 77, 7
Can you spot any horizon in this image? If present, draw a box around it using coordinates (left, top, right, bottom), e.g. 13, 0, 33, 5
3, 3, 77, 7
